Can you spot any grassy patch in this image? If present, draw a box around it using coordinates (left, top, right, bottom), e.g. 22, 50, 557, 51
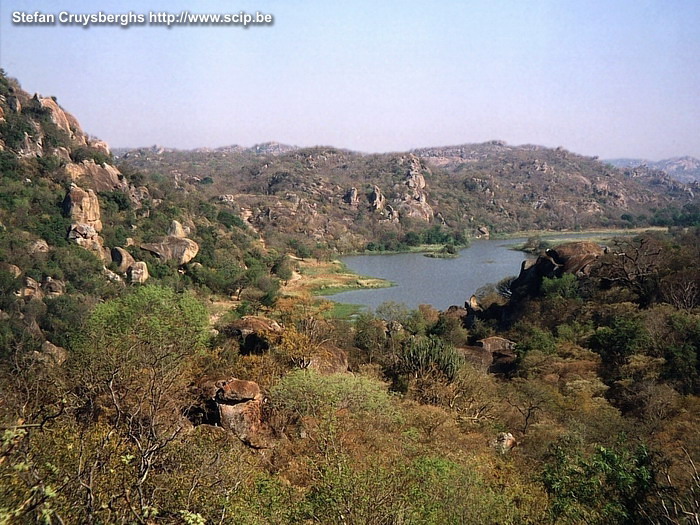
321, 301, 364, 320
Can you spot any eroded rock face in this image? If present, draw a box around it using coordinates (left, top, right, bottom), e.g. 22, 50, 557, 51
140, 237, 199, 265
41, 277, 65, 297
64, 160, 128, 193
39, 97, 86, 144
343, 187, 360, 207
214, 377, 270, 448
128, 261, 149, 284
393, 154, 434, 222
0, 263, 21, 278
369, 185, 386, 211
167, 220, 189, 238
67, 224, 109, 262
17, 276, 43, 300
64, 185, 102, 232
29, 239, 50, 254
111, 247, 135, 274
215, 378, 261, 403
39, 340, 67, 366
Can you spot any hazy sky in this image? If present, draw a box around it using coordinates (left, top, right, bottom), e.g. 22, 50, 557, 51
1, 0, 698, 159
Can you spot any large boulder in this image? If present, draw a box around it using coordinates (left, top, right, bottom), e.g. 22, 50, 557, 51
63, 185, 102, 232
140, 237, 199, 265
369, 185, 386, 211
17, 276, 43, 300
0, 262, 21, 278
307, 346, 349, 374
167, 220, 189, 238
64, 160, 129, 193
68, 223, 109, 262
111, 247, 135, 274
215, 378, 261, 403
510, 241, 605, 297
343, 187, 359, 207
214, 377, 270, 448
39, 340, 67, 366
29, 239, 50, 254
458, 346, 493, 372
222, 316, 283, 354
41, 277, 65, 297
128, 261, 149, 284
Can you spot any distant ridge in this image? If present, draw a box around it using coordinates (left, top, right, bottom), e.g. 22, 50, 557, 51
606, 156, 700, 184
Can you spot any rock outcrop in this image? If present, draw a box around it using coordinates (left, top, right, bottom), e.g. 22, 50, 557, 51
343, 187, 360, 207
222, 316, 283, 354
29, 239, 49, 254
369, 185, 386, 211
0, 263, 22, 278
68, 223, 108, 261
393, 154, 434, 222
128, 261, 149, 284
214, 378, 270, 448
510, 241, 605, 297
41, 277, 65, 297
167, 220, 189, 238
17, 276, 43, 300
307, 346, 350, 374
111, 247, 136, 274
64, 185, 102, 232
64, 161, 129, 194
140, 236, 199, 265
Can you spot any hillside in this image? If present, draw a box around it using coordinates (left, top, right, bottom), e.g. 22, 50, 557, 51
1, 71, 700, 524
607, 156, 700, 184
117, 140, 698, 254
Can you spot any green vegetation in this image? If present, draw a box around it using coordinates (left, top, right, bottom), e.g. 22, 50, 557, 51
1, 69, 700, 523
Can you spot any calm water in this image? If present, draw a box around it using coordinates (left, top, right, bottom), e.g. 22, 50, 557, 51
323, 238, 533, 311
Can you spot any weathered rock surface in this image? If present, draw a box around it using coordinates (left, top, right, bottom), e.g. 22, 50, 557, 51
214, 377, 270, 448
68, 223, 108, 261
369, 185, 386, 211
393, 154, 434, 222
128, 261, 149, 284
215, 378, 261, 403
140, 236, 199, 265
64, 185, 102, 232
29, 239, 49, 254
39, 340, 67, 366
307, 346, 350, 374
510, 241, 605, 297
17, 276, 43, 300
343, 187, 360, 206
0, 262, 21, 278
167, 220, 189, 238
39, 97, 86, 144
458, 346, 493, 372
111, 247, 135, 274
41, 277, 65, 297
64, 160, 128, 193
222, 316, 283, 354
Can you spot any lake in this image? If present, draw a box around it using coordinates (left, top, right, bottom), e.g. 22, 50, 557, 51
322, 238, 533, 311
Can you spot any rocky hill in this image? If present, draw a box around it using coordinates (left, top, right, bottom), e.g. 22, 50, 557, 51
117, 140, 699, 253
607, 155, 700, 184
0, 70, 291, 349
2, 71, 700, 525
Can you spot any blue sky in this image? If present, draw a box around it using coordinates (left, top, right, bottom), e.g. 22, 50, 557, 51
1, 0, 698, 159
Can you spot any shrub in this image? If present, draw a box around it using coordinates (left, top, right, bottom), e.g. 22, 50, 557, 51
269, 369, 395, 423
400, 336, 464, 381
